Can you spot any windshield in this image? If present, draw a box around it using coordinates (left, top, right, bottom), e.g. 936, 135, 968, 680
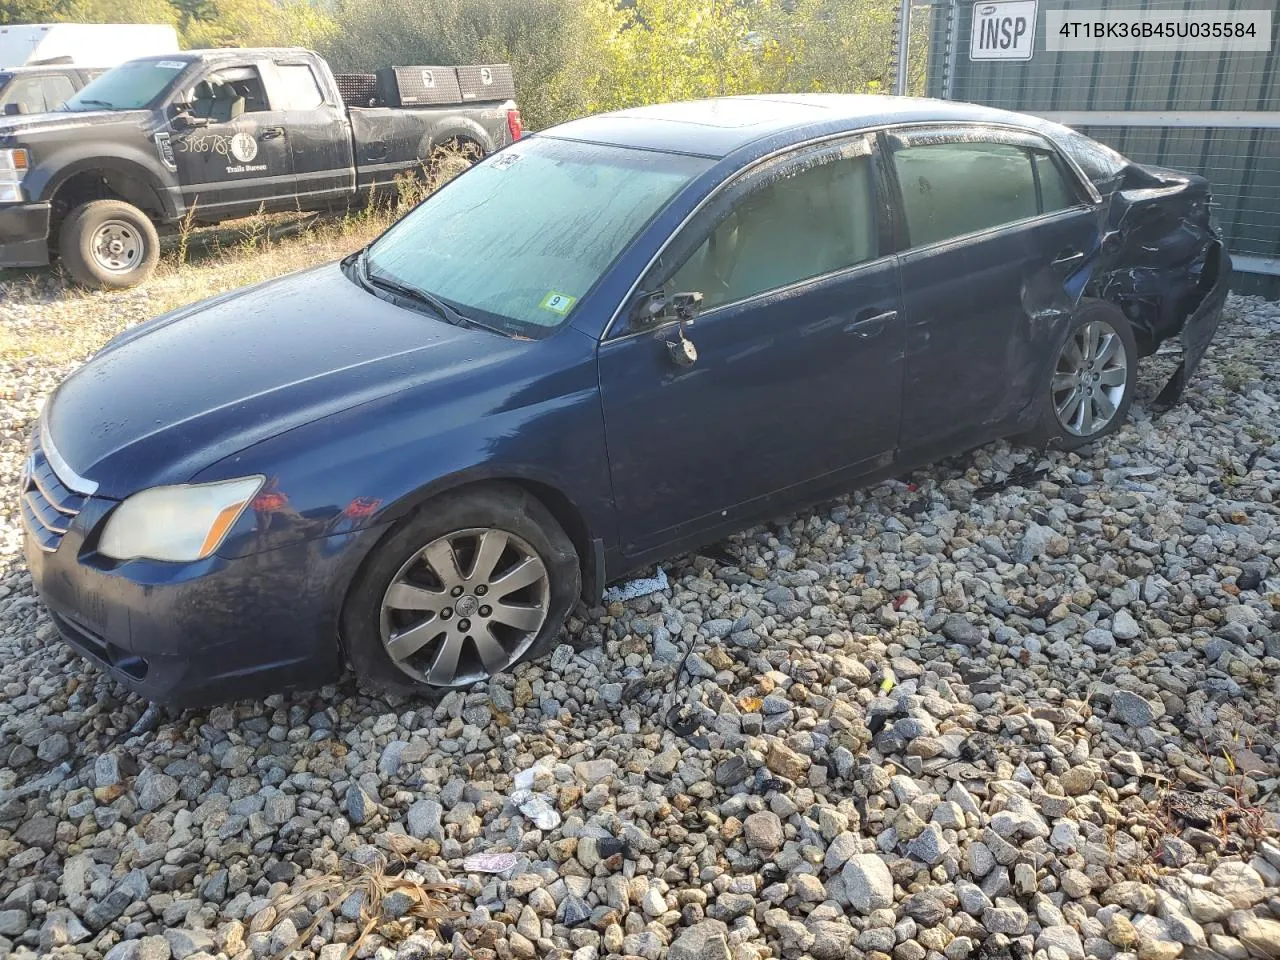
363, 137, 713, 337
61, 59, 187, 112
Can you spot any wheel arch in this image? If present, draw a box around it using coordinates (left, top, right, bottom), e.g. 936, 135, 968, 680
361, 471, 603, 607
45, 158, 173, 234
418, 117, 493, 161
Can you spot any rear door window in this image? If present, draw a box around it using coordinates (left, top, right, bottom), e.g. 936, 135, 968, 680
1032, 149, 1082, 213
892, 141, 1039, 247
276, 64, 325, 110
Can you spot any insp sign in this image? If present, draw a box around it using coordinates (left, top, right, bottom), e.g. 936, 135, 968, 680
971, 0, 1038, 60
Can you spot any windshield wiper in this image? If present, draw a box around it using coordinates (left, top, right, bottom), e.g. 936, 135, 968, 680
354, 249, 495, 333
76, 98, 115, 109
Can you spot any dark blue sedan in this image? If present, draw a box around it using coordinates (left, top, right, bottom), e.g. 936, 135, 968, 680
22, 95, 1229, 706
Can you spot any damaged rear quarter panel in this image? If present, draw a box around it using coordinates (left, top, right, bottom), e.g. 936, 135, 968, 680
1086, 164, 1231, 405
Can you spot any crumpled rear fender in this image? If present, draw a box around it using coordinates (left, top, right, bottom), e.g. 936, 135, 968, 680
1079, 167, 1230, 406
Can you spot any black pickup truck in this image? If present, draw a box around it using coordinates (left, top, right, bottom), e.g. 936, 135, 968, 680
0, 48, 520, 288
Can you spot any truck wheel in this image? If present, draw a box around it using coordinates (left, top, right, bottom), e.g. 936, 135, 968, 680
59, 199, 160, 290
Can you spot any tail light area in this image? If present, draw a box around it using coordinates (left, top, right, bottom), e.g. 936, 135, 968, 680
507, 108, 523, 142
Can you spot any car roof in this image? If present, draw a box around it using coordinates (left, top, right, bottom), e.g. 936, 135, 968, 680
127, 48, 313, 64
542, 94, 1054, 158
0, 64, 82, 75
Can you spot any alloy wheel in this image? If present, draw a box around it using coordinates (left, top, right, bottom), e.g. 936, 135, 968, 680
379, 527, 550, 687
1052, 319, 1128, 437
90, 220, 144, 274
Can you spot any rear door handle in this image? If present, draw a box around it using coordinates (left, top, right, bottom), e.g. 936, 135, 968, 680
844, 308, 898, 338
261, 126, 285, 140
1052, 249, 1085, 268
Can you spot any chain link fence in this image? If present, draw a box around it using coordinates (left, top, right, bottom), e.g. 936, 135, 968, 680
898, 0, 1279, 297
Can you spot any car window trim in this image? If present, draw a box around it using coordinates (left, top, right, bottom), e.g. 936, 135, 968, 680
601, 129, 886, 344
605, 250, 899, 345
880, 123, 1100, 252
192, 62, 276, 114
600, 118, 1101, 343
883, 121, 1102, 207
894, 205, 1094, 260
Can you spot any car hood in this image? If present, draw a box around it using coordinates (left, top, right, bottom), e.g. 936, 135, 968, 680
0, 109, 150, 139
46, 262, 505, 497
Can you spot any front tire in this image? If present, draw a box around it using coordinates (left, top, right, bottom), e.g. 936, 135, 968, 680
1022, 299, 1138, 450
59, 199, 160, 290
342, 484, 580, 697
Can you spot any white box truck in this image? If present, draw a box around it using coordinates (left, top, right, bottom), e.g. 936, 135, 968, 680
0, 23, 179, 69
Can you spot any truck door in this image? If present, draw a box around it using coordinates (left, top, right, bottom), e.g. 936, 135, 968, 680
169, 62, 297, 218
273, 59, 355, 209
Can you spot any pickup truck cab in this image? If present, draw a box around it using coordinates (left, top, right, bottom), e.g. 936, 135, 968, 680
0, 48, 520, 288
0, 65, 104, 116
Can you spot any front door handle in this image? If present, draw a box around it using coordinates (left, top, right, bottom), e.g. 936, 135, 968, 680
1051, 249, 1085, 268
844, 308, 898, 339
261, 126, 286, 140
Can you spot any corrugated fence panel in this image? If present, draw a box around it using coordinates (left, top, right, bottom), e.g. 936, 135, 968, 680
925, 0, 1280, 294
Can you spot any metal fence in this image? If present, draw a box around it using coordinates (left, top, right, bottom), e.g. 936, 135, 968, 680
903, 0, 1280, 297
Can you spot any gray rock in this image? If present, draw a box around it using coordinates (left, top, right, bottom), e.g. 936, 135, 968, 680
557, 894, 591, 927
346, 783, 375, 824
1112, 609, 1141, 640
1083, 628, 1115, 652
1228, 911, 1280, 958
715, 755, 749, 787
1111, 690, 1162, 726
0, 910, 28, 936
164, 928, 215, 959
406, 797, 443, 840
744, 810, 784, 851
842, 854, 894, 913
982, 903, 1029, 936
906, 822, 950, 865
942, 614, 984, 646
381, 890, 414, 918
1037, 924, 1085, 960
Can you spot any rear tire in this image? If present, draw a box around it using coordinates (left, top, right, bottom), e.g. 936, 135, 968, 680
1020, 299, 1138, 450
59, 199, 160, 290
342, 484, 580, 698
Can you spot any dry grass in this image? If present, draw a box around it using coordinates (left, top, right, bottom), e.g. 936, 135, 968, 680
0, 156, 460, 369
265, 835, 462, 960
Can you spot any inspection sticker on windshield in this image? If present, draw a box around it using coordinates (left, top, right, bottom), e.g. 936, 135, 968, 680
491, 152, 522, 170
539, 292, 577, 315
156, 60, 187, 69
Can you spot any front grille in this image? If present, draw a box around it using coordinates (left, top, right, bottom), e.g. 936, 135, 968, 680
20, 426, 87, 553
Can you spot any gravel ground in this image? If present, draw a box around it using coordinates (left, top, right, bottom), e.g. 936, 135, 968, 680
0, 293, 1278, 960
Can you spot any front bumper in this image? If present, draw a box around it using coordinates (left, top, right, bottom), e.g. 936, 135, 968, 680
0, 201, 51, 268
23, 497, 385, 708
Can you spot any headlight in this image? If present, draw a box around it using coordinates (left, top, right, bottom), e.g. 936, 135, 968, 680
0, 181, 24, 203
98, 476, 264, 562
0, 148, 28, 177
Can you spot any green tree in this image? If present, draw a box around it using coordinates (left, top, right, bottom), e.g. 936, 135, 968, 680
180, 0, 335, 49
324, 0, 615, 130
588, 0, 770, 112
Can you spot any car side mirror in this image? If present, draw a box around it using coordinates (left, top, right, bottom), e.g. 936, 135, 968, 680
3, 103, 27, 116
631, 290, 703, 329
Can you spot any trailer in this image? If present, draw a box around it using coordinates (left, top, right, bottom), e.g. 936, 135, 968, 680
0, 23, 179, 69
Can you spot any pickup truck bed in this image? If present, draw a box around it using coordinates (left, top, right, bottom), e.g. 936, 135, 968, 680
0, 47, 519, 288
